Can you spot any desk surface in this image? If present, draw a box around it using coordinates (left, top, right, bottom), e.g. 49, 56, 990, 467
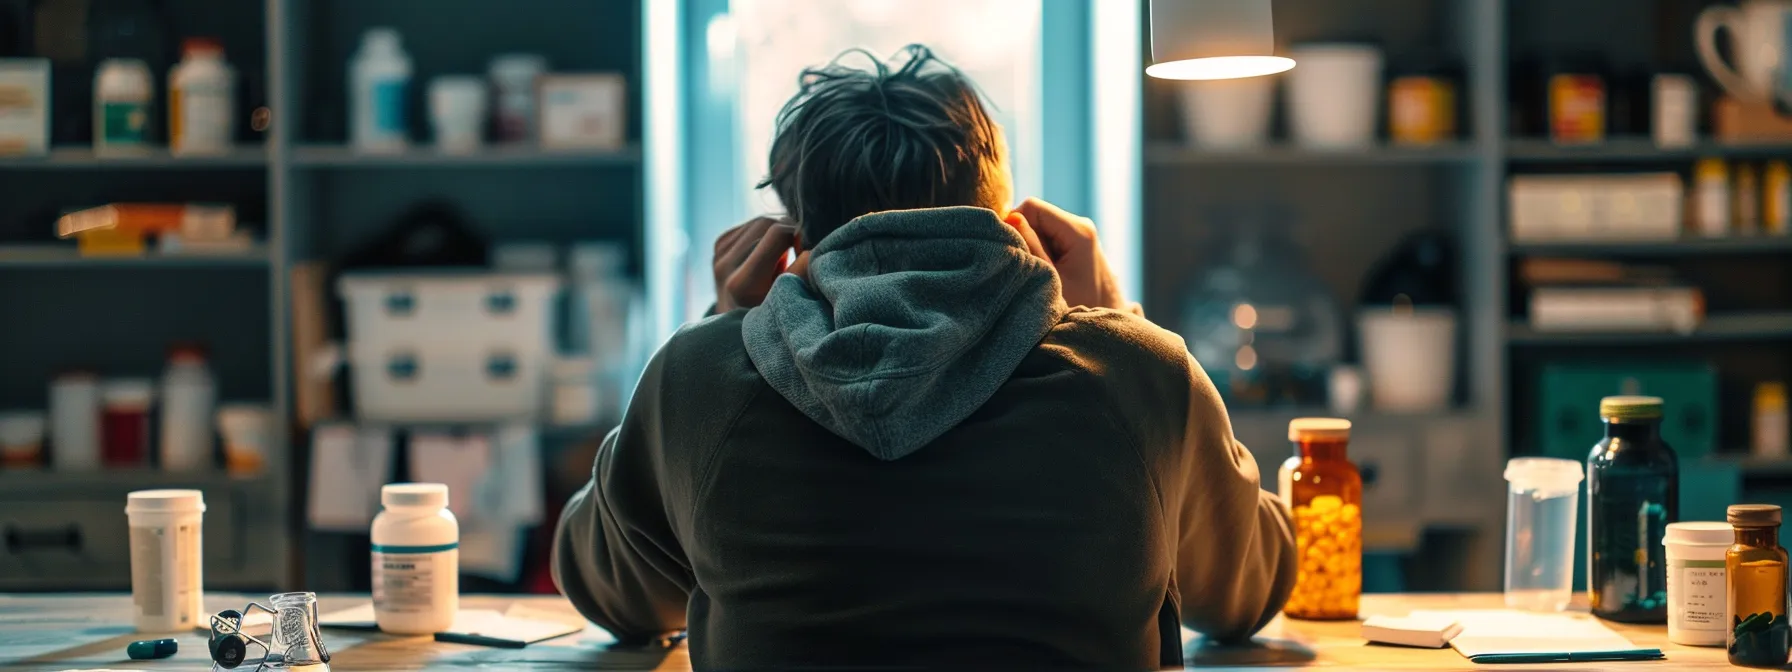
0, 592, 1733, 670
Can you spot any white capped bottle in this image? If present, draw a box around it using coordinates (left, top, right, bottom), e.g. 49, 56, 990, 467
350, 28, 411, 152
168, 37, 234, 155
371, 483, 457, 634
157, 345, 215, 471
95, 58, 153, 155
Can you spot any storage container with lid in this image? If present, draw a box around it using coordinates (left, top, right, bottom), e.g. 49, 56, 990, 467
1664, 521, 1734, 646
101, 379, 155, 468
1282, 418, 1362, 621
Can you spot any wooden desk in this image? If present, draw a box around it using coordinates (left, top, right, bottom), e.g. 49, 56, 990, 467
0, 593, 1732, 670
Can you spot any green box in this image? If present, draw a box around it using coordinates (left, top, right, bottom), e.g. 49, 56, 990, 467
1537, 362, 1718, 461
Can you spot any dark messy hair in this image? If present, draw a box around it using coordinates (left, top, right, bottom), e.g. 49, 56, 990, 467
758, 44, 1008, 249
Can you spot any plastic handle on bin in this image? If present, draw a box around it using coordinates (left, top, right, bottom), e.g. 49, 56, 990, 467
385, 291, 416, 317
387, 353, 419, 382
486, 352, 518, 381
485, 291, 517, 316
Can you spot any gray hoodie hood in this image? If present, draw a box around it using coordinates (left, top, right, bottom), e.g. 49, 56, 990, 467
742, 207, 1068, 461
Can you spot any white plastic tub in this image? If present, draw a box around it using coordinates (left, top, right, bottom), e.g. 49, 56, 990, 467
338, 272, 559, 351
347, 344, 547, 422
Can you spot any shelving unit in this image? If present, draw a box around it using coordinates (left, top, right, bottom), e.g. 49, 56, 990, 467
1144, 141, 1480, 166
1506, 137, 1792, 163
1507, 312, 1792, 345
0, 244, 272, 268
1508, 237, 1792, 256
0, 146, 270, 169
0, 0, 644, 593
290, 144, 641, 168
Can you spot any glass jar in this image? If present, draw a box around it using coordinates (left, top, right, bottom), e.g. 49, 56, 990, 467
1727, 505, 1788, 667
1587, 395, 1679, 623
268, 591, 328, 667
1282, 418, 1362, 620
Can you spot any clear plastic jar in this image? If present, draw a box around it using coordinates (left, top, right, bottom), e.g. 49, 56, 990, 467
1282, 418, 1363, 620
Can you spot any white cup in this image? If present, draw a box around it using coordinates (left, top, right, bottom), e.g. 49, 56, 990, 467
428, 76, 487, 153
1358, 307, 1456, 412
1177, 77, 1275, 149
1287, 44, 1384, 148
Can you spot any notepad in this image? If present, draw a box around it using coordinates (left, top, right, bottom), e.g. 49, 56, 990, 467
1361, 614, 1463, 648
1409, 609, 1664, 663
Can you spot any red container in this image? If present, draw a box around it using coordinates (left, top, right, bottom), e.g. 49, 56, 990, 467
100, 379, 154, 467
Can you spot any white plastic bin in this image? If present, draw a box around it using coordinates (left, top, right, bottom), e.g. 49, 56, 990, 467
347, 344, 547, 422
338, 272, 559, 350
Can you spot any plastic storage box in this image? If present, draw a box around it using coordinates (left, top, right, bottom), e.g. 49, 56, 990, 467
338, 272, 559, 422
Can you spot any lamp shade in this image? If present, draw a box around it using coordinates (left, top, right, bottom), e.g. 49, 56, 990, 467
1145, 0, 1294, 80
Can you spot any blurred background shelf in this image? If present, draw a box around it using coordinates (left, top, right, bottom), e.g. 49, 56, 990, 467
1507, 312, 1792, 345
1505, 137, 1792, 162
1509, 237, 1792, 256
291, 144, 642, 169
0, 244, 270, 268
0, 469, 269, 492
0, 146, 268, 169
1146, 141, 1481, 166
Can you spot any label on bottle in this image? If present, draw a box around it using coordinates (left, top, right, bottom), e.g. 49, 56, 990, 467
102, 101, 148, 145
130, 521, 200, 627
173, 84, 230, 151
1669, 559, 1726, 634
372, 543, 457, 614
372, 80, 406, 134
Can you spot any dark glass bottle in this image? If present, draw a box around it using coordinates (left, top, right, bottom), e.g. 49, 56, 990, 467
1587, 395, 1678, 623
1727, 504, 1788, 667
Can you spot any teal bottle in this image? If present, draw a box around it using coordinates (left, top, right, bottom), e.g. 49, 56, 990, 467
1587, 395, 1679, 623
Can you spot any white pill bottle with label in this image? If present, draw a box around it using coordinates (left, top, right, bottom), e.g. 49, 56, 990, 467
125, 489, 205, 632
371, 483, 458, 634
1664, 521, 1734, 646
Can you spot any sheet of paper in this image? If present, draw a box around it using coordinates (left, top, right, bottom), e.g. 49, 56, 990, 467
307, 423, 393, 531
1410, 609, 1645, 658
409, 431, 490, 520
0, 611, 133, 665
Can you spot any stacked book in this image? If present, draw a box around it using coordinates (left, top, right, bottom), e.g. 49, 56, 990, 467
1520, 258, 1704, 333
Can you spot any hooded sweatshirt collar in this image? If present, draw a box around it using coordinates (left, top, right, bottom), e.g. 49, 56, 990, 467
741, 207, 1068, 460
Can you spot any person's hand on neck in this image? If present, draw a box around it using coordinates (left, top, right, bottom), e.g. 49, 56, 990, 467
713, 216, 798, 312
1009, 198, 1132, 313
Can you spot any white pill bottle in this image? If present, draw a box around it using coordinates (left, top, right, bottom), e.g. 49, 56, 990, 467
371, 482, 458, 634
125, 489, 205, 632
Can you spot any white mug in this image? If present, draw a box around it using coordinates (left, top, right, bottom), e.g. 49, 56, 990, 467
1697, 0, 1792, 100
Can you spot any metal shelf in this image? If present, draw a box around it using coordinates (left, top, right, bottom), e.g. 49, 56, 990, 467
1146, 141, 1482, 166
0, 244, 270, 268
0, 146, 268, 169
1506, 137, 1792, 163
1509, 237, 1792, 256
292, 144, 641, 168
1507, 312, 1792, 345
0, 469, 272, 493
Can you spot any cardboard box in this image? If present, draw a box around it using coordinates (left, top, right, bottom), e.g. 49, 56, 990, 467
0, 59, 50, 156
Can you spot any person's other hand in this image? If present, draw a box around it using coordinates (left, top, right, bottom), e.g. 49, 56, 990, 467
1011, 198, 1129, 311
713, 216, 798, 312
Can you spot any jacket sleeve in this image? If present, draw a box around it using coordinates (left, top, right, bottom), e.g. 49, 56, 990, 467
1170, 354, 1298, 643
551, 349, 693, 644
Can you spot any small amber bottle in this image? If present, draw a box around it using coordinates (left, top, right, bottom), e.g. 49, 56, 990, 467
1728, 504, 1789, 667
1282, 418, 1363, 621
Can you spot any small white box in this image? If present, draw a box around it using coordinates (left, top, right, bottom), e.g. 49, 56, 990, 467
0, 59, 50, 156
538, 73, 626, 150
348, 344, 547, 422
338, 272, 560, 350
1509, 173, 1683, 242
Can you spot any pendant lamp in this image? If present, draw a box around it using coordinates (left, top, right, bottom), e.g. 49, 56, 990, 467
1144, 0, 1294, 80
